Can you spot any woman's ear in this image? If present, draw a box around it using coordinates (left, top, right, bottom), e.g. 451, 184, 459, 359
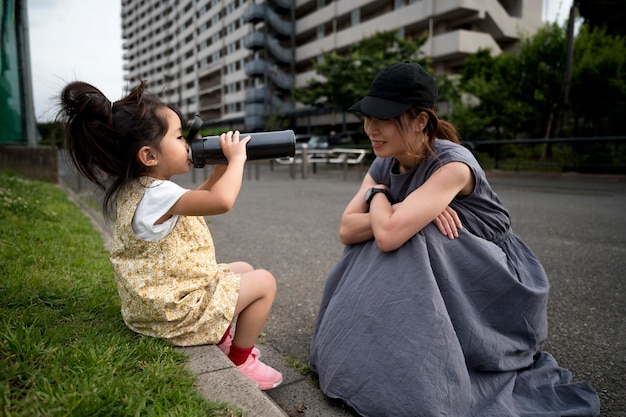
137, 146, 158, 167
410, 112, 428, 134
415, 111, 429, 132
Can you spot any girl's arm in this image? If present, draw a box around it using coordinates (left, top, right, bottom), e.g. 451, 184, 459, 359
198, 164, 228, 191
369, 161, 474, 252
168, 131, 250, 218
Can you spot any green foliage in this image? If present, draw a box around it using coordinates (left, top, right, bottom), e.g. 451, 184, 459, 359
428, 21, 625, 171
265, 110, 292, 131
0, 172, 243, 417
510, 23, 568, 138
285, 356, 312, 377
578, 0, 626, 38
570, 24, 626, 136
294, 30, 430, 112
452, 49, 526, 140
37, 121, 65, 148
451, 23, 567, 141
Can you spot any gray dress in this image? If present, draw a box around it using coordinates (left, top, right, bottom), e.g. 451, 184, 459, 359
309, 140, 600, 417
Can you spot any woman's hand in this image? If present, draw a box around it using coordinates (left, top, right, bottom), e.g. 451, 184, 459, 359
433, 206, 462, 239
220, 131, 251, 163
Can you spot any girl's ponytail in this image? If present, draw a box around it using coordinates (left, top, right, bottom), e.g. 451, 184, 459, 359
58, 80, 177, 216
59, 82, 116, 190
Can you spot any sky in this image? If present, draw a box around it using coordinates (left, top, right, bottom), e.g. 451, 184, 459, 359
28, 0, 124, 122
27, 0, 573, 122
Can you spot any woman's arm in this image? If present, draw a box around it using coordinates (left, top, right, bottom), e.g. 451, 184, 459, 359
339, 167, 467, 246
338, 173, 378, 245
369, 161, 474, 252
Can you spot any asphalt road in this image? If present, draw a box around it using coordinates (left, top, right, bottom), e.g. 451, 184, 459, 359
60, 155, 626, 416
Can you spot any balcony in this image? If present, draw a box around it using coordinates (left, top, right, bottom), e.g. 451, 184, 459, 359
244, 32, 293, 64
245, 60, 294, 91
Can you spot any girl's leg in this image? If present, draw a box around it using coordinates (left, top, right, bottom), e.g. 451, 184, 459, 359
229, 261, 254, 274
229, 268, 282, 390
232, 268, 276, 348
217, 261, 260, 356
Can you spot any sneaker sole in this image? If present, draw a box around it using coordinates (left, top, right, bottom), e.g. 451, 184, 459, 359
257, 378, 283, 390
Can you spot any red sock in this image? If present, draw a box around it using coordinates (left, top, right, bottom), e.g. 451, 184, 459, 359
228, 342, 253, 366
217, 325, 231, 345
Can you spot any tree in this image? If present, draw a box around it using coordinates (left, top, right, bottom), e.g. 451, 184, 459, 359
577, 0, 626, 38
511, 23, 568, 140
570, 24, 626, 136
452, 49, 529, 141
452, 23, 567, 143
568, 24, 626, 170
293, 30, 430, 114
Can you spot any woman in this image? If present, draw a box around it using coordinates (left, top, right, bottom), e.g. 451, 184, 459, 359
309, 63, 600, 416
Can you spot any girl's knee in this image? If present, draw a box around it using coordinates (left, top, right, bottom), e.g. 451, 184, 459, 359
240, 268, 276, 297
258, 269, 277, 295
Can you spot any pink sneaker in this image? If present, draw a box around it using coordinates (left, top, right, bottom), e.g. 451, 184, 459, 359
237, 353, 283, 390
217, 333, 260, 357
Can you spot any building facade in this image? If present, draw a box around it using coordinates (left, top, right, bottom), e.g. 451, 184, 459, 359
121, 0, 543, 134
1, 0, 37, 145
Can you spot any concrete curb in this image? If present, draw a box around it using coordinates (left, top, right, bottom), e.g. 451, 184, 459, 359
60, 180, 288, 417
179, 344, 288, 416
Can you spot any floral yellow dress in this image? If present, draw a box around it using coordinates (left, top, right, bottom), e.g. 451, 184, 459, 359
109, 177, 240, 346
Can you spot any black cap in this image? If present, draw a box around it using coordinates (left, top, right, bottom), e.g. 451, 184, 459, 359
347, 62, 437, 119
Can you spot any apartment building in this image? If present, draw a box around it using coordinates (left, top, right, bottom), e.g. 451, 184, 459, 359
121, 0, 543, 133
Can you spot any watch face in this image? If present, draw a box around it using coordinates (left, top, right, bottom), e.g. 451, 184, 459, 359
365, 188, 385, 204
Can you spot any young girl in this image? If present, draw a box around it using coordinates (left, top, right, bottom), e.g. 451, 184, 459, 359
309, 63, 600, 416
58, 81, 282, 390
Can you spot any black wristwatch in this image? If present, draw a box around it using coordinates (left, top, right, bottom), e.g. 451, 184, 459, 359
365, 188, 391, 205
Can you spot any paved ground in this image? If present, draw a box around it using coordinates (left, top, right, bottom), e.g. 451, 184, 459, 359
60, 155, 625, 416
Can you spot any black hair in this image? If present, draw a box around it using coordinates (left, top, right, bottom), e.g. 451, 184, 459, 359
57, 80, 182, 215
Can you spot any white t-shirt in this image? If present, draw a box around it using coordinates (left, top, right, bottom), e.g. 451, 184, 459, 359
132, 180, 189, 241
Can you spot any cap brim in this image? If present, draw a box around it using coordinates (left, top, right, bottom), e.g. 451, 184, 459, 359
347, 96, 411, 120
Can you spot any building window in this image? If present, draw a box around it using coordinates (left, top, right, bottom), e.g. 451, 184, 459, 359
394, 0, 405, 9
317, 25, 325, 39
351, 9, 360, 26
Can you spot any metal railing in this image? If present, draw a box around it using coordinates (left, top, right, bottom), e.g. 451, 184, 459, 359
463, 136, 626, 173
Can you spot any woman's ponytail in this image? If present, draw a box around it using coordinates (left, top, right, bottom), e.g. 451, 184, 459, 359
435, 119, 460, 144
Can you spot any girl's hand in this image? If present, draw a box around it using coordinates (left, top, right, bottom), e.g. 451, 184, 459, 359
433, 206, 462, 239
220, 131, 251, 163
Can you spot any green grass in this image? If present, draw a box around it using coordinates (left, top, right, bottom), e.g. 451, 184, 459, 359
0, 172, 243, 417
